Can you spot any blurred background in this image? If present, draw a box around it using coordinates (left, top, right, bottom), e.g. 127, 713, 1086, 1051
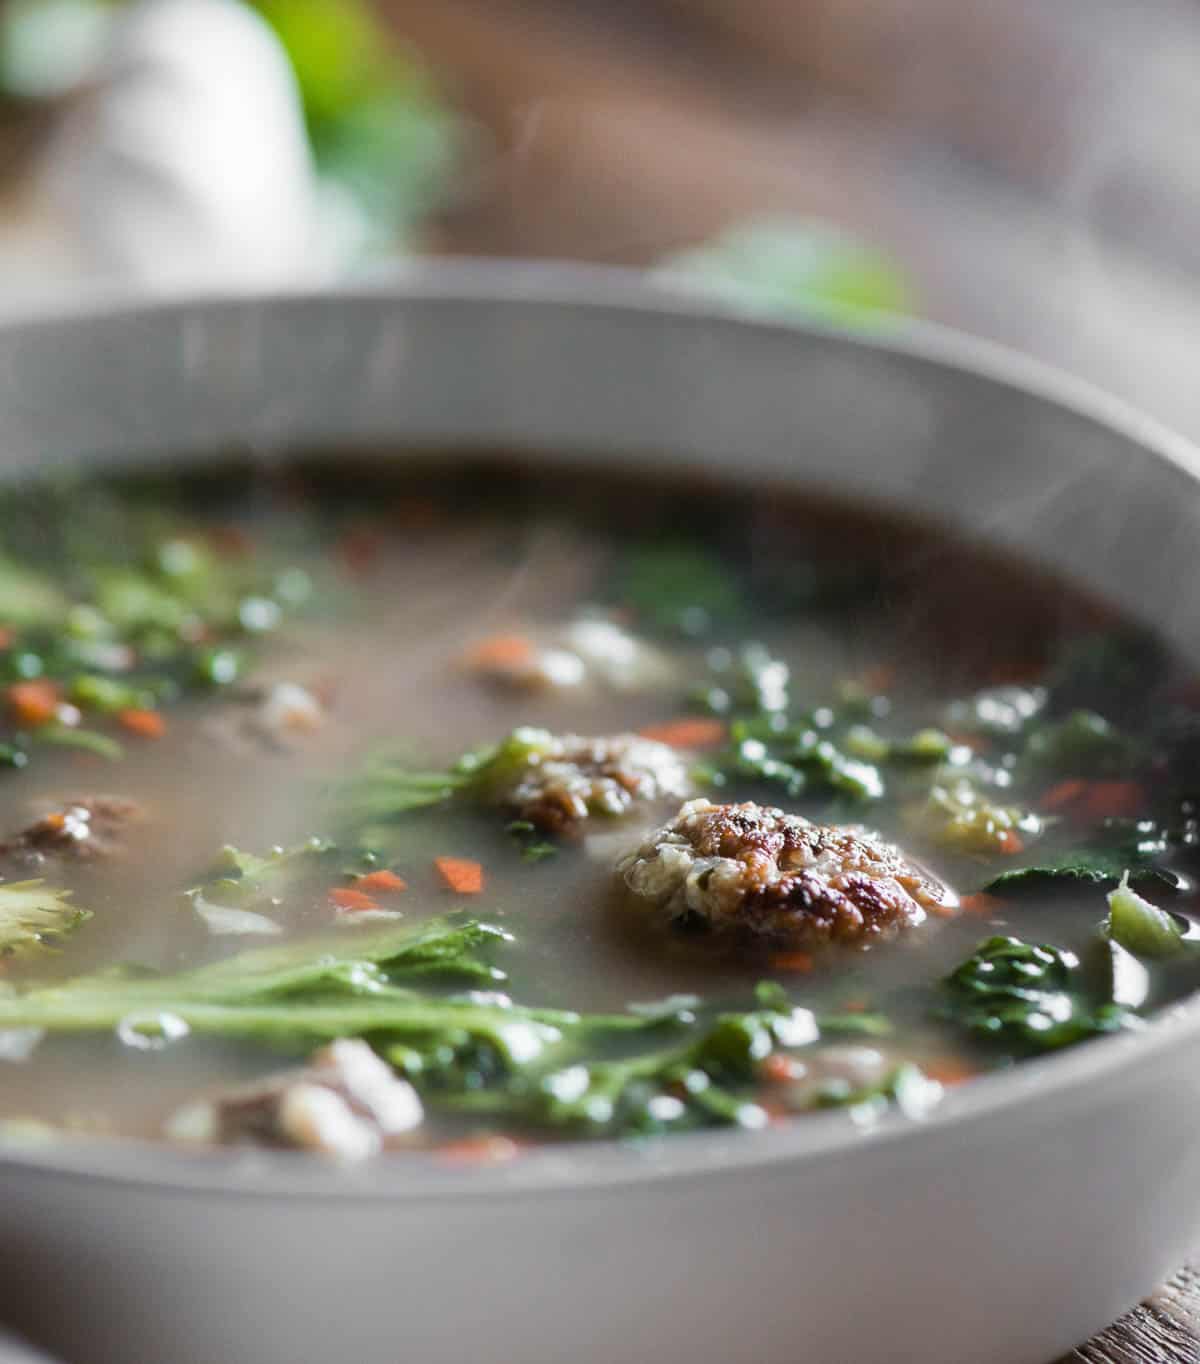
1, 0, 1200, 437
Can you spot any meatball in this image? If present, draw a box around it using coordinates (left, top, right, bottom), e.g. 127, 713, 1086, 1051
164, 1040, 423, 1160
618, 798, 955, 948
483, 728, 690, 833
0, 795, 141, 868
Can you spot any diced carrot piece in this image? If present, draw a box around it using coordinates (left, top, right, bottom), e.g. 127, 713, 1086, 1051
356, 869, 408, 893
434, 857, 485, 894
960, 893, 1004, 916
839, 996, 872, 1013
462, 635, 535, 671
770, 951, 814, 973
757, 1098, 792, 1125
0, 627, 14, 650
996, 830, 1025, 855
760, 1053, 805, 1084
637, 717, 727, 750
118, 708, 166, 739
207, 526, 254, 557
337, 525, 385, 577
436, 1135, 521, 1166
8, 680, 60, 728
328, 887, 379, 912
922, 1059, 977, 1087
1041, 778, 1088, 813
859, 663, 896, 694
1079, 780, 1145, 821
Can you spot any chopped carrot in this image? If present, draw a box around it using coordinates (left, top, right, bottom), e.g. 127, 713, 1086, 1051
462, 635, 534, 671
638, 717, 727, 750
770, 951, 814, 973
356, 869, 408, 894
839, 996, 871, 1014
8, 680, 60, 728
922, 1059, 978, 1087
760, 1053, 805, 1084
435, 856, 485, 895
0, 627, 14, 650
328, 887, 379, 912
118, 708, 166, 740
1041, 778, 1088, 813
859, 663, 896, 694
996, 830, 1025, 855
1079, 780, 1146, 821
436, 1135, 521, 1166
757, 1099, 792, 1125
337, 525, 385, 578
207, 526, 254, 557
960, 893, 1004, 916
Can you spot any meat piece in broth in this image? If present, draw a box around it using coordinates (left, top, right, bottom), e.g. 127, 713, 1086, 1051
482, 729, 690, 833
0, 795, 142, 869
165, 1040, 424, 1159
618, 798, 956, 947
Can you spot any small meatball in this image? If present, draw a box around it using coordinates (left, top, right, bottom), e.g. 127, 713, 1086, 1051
483, 728, 690, 833
0, 795, 141, 868
618, 798, 955, 948
164, 1040, 423, 1160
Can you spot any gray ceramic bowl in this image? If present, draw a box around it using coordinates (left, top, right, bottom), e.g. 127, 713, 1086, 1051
2, 265, 1199, 1364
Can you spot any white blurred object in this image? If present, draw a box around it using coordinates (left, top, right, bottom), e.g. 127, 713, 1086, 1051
50, 0, 324, 289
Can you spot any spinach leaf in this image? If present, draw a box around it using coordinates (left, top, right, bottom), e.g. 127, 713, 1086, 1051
617, 542, 744, 636
1023, 710, 1140, 777
942, 936, 1138, 1052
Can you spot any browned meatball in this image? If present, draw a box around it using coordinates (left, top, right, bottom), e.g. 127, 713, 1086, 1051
483, 728, 690, 833
618, 798, 956, 948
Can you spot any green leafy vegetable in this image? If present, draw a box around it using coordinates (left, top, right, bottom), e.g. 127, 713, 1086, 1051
618, 543, 744, 635
982, 833, 1178, 895
814, 1062, 942, 1124
1023, 710, 1139, 777
943, 936, 1137, 1052
0, 880, 90, 958
658, 219, 912, 327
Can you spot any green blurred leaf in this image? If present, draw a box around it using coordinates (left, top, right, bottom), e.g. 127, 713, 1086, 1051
659, 218, 913, 327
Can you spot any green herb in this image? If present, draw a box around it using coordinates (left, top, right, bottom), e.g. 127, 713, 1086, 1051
1023, 710, 1139, 777
814, 1062, 942, 1125
35, 724, 123, 761
189, 837, 336, 916
0, 880, 90, 958
707, 716, 884, 804
657, 218, 912, 327
1106, 873, 1188, 959
942, 936, 1138, 1052
506, 821, 558, 863
618, 542, 744, 635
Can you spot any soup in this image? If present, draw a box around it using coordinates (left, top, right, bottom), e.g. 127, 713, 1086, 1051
0, 455, 1195, 1161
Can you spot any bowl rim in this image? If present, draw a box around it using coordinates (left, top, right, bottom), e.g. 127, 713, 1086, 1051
3, 258, 1200, 1202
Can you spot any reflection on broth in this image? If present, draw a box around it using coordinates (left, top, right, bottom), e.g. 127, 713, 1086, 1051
0, 454, 1195, 1160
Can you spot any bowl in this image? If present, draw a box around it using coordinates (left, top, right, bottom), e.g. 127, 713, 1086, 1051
2, 264, 1200, 1364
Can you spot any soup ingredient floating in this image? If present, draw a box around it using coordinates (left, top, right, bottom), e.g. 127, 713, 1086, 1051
619, 798, 956, 947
